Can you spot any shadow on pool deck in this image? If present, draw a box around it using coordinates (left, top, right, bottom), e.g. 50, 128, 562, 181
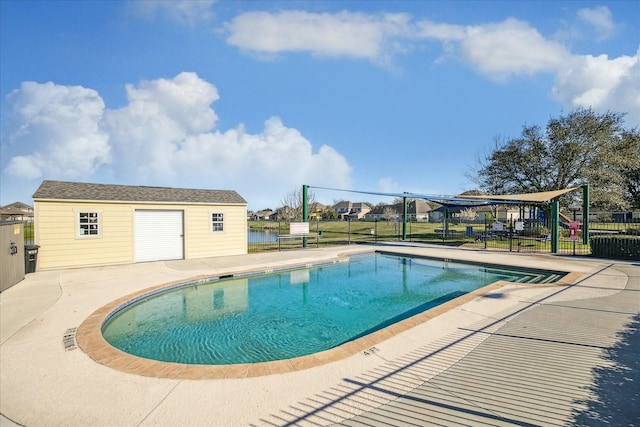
255, 263, 640, 427
1, 246, 638, 427
571, 314, 640, 425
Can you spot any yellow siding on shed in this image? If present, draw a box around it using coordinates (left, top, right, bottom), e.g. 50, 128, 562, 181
184, 206, 247, 259
34, 200, 247, 271
35, 201, 133, 270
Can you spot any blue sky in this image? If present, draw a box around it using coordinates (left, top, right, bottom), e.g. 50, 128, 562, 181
1, 1, 638, 210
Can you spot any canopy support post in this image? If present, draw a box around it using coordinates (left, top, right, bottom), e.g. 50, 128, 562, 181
302, 184, 308, 248
551, 200, 559, 253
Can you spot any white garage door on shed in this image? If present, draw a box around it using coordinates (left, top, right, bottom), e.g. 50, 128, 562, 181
135, 210, 184, 262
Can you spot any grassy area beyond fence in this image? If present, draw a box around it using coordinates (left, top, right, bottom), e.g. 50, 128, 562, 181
24, 221, 34, 246
248, 219, 639, 260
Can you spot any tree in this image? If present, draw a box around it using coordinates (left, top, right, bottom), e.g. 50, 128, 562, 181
473, 108, 640, 210
621, 130, 640, 208
624, 166, 640, 209
392, 196, 414, 205
459, 208, 478, 223
279, 188, 316, 221
321, 208, 338, 220
383, 206, 398, 221
372, 201, 388, 210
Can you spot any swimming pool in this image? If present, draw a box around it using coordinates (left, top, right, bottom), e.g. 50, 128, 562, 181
101, 253, 563, 365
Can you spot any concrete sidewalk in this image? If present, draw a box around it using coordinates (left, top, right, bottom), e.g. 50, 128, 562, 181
1, 245, 638, 426
270, 263, 639, 426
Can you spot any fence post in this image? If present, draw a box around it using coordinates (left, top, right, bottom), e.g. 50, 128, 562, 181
374, 219, 378, 243
582, 184, 590, 245
551, 200, 559, 253
484, 217, 487, 249
509, 215, 513, 252
443, 208, 448, 243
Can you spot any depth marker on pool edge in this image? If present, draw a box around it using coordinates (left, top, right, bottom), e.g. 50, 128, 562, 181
363, 347, 379, 356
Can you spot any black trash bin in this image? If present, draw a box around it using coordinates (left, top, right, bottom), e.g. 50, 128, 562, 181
24, 244, 40, 274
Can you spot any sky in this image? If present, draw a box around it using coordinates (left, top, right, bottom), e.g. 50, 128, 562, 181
1, 1, 638, 211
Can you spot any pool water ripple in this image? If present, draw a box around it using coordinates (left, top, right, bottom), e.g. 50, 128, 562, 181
101, 253, 562, 365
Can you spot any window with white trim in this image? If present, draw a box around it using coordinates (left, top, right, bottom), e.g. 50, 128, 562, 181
211, 213, 224, 232
78, 212, 100, 236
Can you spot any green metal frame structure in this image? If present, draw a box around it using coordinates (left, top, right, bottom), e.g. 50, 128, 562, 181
302, 184, 591, 254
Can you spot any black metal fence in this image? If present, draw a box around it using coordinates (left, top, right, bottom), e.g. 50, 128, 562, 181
23, 221, 35, 246
424, 219, 586, 255
248, 218, 640, 260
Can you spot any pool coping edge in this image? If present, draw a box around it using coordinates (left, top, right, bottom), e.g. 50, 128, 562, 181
75, 252, 583, 379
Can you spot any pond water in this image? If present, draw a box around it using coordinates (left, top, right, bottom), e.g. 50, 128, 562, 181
248, 229, 279, 243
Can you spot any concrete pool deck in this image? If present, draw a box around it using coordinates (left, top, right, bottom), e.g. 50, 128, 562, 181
1, 244, 638, 426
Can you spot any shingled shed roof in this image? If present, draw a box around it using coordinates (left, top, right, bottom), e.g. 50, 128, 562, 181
33, 180, 247, 204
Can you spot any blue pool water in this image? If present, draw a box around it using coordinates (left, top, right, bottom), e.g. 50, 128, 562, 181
102, 253, 560, 365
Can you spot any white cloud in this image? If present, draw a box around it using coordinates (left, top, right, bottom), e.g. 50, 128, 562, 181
102, 72, 220, 180
4, 81, 110, 180
222, 8, 636, 125
417, 21, 465, 41
226, 10, 577, 85
130, 0, 216, 25
3, 73, 353, 209
419, 17, 637, 123
225, 10, 412, 63
552, 48, 640, 125
459, 18, 569, 79
378, 177, 401, 193
3, 156, 43, 181
171, 117, 352, 208
226, 12, 570, 78
577, 6, 615, 39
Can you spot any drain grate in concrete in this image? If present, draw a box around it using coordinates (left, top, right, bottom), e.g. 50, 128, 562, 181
63, 327, 77, 351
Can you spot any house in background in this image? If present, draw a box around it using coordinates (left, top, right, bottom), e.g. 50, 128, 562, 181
32, 180, 247, 271
348, 202, 371, 220
364, 200, 432, 222
251, 209, 279, 220
0, 202, 34, 222
429, 204, 525, 223
332, 201, 371, 220
332, 201, 352, 218
306, 202, 326, 220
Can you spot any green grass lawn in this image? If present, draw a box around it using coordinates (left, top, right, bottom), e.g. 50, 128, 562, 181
250, 220, 487, 251
248, 219, 592, 254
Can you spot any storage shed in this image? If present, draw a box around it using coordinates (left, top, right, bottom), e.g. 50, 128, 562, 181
32, 180, 247, 271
